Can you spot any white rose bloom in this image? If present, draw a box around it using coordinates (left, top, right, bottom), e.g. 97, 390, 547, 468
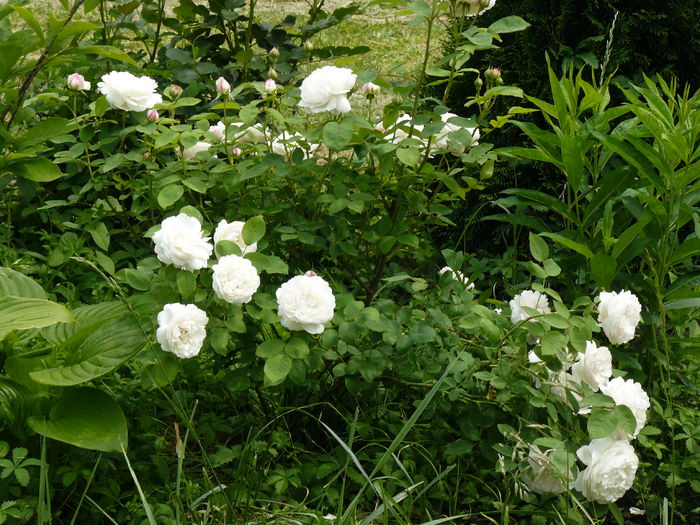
156, 303, 208, 358
597, 290, 642, 345
213, 220, 257, 254
298, 65, 357, 114
571, 340, 612, 392
209, 121, 226, 141
574, 437, 638, 503
438, 266, 475, 290
276, 271, 335, 334
229, 122, 266, 143
455, 0, 496, 17
182, 141, 212, 160
270, 132, 319, 159
434, 112, 480, 154
523, 445, 572, 494
153, 213, 213, 271
97, 71, 162, 112
212, 255, 260, 304
510, 290, 551, 325
599, 377, 650, 439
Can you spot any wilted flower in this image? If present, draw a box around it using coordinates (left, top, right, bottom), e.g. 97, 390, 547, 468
574, 437, 638, 503
263, 78, 277, 93
182, 141, 212, 160
276, 271, 336, 334
97, 71, 162, 112
438, 266, 475, 290
298, 65, 357, 114
209, 121, 226, 141
599, 377, 650, 439
212, 255, 260, 304
216, 76, 231, 96
67, 73, 90, 91
156, 303, 208, 358
213, 219, 257, 254
597, 290, 642, 345
570, 340, 612, 392
152, 213, 213, 271
523, 445, 572, 494
510, 290, 551, 324
146, 108, 159, 122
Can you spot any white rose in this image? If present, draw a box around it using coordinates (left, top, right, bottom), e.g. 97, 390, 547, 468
276, 271, 335, 334
597, 290, 642, 345
212, 255, 260, 304
209, 121, 226, 141
156, 303, 208, 358
152, 213, 213, 271
381, 114, 425, 145
438, 266, 475, 290
574, 437, 638, 503
298, 65, 357, 114
599, 377, 650, 439
571, 340, 612, 392
510, 290, 551, 324
229, 122, 266, 143
213, 220, 257, 254
523, 445, 572, 494
434, 112, 480, 154
182, 141, 212, 160
270, 132, 319, 159
455, 0, 496, 17
97, 71, 162, 112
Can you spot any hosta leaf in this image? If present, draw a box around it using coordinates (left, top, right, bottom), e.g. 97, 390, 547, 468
0, 268, 46, 299
0, 297, 73, 338
30, 317, 146, 386
42, 301, 126, 345
28, 387, 128, 452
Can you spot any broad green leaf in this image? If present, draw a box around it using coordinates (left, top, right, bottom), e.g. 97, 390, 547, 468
611, 213, 651, 260
42, 301, 126, 345
9, 6, 44, 42
0, 268, 46, 299
176, 270, 196, 297
28, 387, 128, 452
215, 240, 242, 257
0, 297, 73, 337
87, 222, 110, 251
591, 253, 616, 290
488, 16, 530, 34
157, 184, 184, 209
285, 337, 309, 359
615, 405, 637, 436
256, 339, 284, 358
264, 353, 291, 386
587, 408, 617, 439
561, 135, 584, 192
529, 233, 548, 262
30, 317, 146, 386
12, 158, 64, 182
323, 121, 353, 150
61, 45, 137, 66
396, 147, 420, 167
580, 393, 615, 407
242, 215, 265, 245
540, 232, 594, 259
15, 117, 70, 146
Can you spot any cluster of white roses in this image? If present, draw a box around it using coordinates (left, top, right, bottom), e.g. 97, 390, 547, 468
508, 289, 649, 504
151, 213, 335, 359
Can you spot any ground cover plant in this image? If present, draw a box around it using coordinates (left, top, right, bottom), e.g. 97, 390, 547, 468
0, 0, 699, 523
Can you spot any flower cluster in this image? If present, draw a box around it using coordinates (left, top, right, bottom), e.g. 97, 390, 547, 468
151, 215, 335, 358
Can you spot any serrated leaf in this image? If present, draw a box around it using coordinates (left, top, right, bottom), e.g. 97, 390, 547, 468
322, 121, 353, 150
396, 147, 420, 167
285, 337, 309, 358
28, 387, 128, 452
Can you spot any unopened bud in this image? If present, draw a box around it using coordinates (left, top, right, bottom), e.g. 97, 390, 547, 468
362, 82, 380, 96
304, 40, 313, 53
143, 151, 151, 160
146, 108, 159, 122
67, 73, 90, 91
474, 76, 483, 90
263, 78, 277, 93
266, 67, 278, 81
304, 270, 317, 277
484, 67, 502, 84
216, 77, 231, 96
169, 84, 182, 98
270, 47, 280, 58
232, 146, 242, 156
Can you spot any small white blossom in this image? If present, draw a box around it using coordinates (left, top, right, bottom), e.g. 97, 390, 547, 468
216, 77, 231, 95
570, 340, 612, 392
209, 121, 226, 141
182, 141, 212, 160
438, 266, 475, 290
67, 73, 90, 91
509, 290, 551, 324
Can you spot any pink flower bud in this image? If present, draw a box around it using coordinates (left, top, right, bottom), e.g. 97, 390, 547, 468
263, 78, 277, 93
169, 84, 182, 98
67, 73, 90, 91
232, 146, 242, 156
305, 270, 317, 277
484, 67, 502, 84
146, 108, 159, 122
270, 47, 280, 58
362, 82, 380, 95
216, 77, 231, 96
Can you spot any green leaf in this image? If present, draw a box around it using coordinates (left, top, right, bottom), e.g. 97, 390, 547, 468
215, 240, 242, 257
396, 147, 420, 167
488, 16, 530, 34
615, 404, 637, 436
16, 117, 70, 147
543, 258, 561, 277
122, 268, 152, 291
242, 215, 265, 245
539, 331, 567, 356
540, 232, 594, 259
61, 45, 137, 66
157, 184, 184, 209
0, 268, 46, 299
587, 408, 617, 439
30, 317, 146, 386
0, 297, 73, 337
256, 339, 284, 359
176, 270, 196, 297
9, 6, 44, 42
591, 253, 616, 290
87, 222, 110, 251
28, 387, 128, 452
285, 337, 309, 358
529, 233, 548, 262
12, 158, 64, 182
264, 353, 291, 386
580, 393, 615, 407
323, 121, 353, 150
